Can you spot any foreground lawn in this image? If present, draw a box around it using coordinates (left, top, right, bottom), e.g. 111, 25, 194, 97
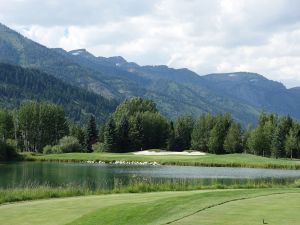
172, 192, 300, 225
25, 152, 300, 169
0, 189, 299, 225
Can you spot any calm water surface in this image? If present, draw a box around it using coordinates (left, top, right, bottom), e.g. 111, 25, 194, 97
0, 162, 300, 189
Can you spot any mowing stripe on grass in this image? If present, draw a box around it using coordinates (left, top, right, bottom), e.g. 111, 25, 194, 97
164, 192, 297, 224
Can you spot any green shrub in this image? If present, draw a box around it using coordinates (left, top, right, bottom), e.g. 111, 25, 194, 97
58, 136, 82, 153
51, 145, 62, 154
92, 142, 106, 152
0, 141, 18, 161
41, 136, 82, 154
43, 145, 53, 154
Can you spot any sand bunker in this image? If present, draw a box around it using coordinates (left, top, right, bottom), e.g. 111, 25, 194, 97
133, 150, 206, 156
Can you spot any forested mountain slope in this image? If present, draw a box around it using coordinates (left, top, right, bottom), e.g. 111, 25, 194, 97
202, 72, 300, 120
0, 63, 116, 122
64, 48, 260, 123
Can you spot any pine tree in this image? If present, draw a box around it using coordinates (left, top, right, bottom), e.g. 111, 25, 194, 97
242, 124, 252, 153
0, 110, 14, 142
129, 114, 144, 151
140, 112, 169, 149
104, 117, 118, 152
98, 125, 105, 143
167, 121, 176, 151
116, 115, 130, 152
85, 115, 98, 152
174, 115, 194, 151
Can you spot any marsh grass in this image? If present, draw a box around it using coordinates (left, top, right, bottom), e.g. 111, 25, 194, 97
1, 178, 299, 205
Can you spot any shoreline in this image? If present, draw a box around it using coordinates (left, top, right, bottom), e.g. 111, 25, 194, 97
22, 152, 300, 170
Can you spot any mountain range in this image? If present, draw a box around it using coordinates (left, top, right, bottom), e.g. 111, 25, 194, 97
0, 22, 299, 124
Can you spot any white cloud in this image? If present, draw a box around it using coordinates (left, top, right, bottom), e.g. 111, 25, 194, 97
1, 0, 300, 87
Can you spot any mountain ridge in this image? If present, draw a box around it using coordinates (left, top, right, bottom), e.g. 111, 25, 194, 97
0, 22, 299, 124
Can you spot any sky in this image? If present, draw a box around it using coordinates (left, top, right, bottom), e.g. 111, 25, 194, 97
1, 0, 300, 87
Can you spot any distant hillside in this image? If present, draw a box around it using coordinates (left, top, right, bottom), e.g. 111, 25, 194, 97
202, 72, 300, 120
0, 23, 118, 99
0, 63, 117, 123
0, 22, 300, 124
64, 48, 260, 124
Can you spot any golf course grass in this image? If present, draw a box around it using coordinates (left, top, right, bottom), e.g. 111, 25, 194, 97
0, 189, 299, 225
24, 152, 300, 169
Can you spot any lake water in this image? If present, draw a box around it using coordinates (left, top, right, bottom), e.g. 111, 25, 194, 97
1, 162, 300, 189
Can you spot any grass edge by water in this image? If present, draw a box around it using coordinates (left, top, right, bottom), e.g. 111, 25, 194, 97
22, 152, 300, 170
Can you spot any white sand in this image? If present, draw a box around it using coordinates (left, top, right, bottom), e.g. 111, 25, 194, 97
133, 150, 206, 156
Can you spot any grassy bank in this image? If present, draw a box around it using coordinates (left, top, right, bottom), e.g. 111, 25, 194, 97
24, 152, 300, 169
1, 178, 300, 205
0, 189, 299, 225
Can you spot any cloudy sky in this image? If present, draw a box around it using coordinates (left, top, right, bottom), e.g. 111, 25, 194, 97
1, 0, 300, 87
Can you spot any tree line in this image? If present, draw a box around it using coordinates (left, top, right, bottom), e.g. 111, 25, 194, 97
1, 98, 299, 160
99, 97, 300, 159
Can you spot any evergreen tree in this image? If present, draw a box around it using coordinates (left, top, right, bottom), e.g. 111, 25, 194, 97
173, 115, 194, 151
85, 115, 98, 152
98, 125, 105, 143
129, 113, 144, 151
167, 121, 176, 151
140, 111, 169, 149
0, 110, 14, 142
104, 117, 118, 152
242, 124, 252, 153
116, 115, 130, 152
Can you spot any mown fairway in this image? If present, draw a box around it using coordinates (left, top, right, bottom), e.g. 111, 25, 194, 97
0, 189, 299, 225
172, 192, 300, 225
26, 152, 300, 169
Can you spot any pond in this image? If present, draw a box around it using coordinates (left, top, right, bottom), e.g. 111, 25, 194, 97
1, 161, 300, 189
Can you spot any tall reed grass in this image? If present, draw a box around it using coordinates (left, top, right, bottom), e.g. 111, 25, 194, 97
1, 178, 299, 205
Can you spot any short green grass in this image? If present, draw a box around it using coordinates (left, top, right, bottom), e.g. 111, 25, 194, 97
0, 189, 299, 225
171, 192, 300, 225
24, 152, 300, 169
